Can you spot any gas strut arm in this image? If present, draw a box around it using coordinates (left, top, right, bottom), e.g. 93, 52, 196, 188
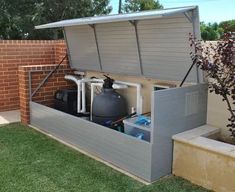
179, 62, 197, 87
31, 54, 68, 98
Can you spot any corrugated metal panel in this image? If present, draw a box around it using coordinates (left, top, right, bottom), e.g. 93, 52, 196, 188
138, 15, 196, 81
96, 22, 141, 75
30, 102, 152, 181
35, 6, 196, 29
65, 26, 100, 71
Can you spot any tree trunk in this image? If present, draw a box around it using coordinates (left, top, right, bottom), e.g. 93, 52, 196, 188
118, 0, 122, 14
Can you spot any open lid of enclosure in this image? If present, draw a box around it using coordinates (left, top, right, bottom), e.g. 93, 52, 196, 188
35, 6, 202, 82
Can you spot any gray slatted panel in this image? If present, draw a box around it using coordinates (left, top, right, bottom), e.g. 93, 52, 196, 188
96, 22, 141, 75
150, 83, 208, 181
138, 15, 197, 82
65, 26, 100, 71
30, 102, 152, 181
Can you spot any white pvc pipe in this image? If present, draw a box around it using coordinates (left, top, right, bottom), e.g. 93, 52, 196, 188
80, 78, 103, 83
65, 75, 143, 115
90, 81, 142, 115
81, 82, 86, 113
64, 75, 82, 113
114, 80, 142, 114
77, 83, 81, 113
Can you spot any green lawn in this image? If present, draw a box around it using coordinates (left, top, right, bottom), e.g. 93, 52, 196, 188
0, 123, 211, 192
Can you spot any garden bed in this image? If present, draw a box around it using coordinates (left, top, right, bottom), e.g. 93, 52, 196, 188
173, 125, 235, 192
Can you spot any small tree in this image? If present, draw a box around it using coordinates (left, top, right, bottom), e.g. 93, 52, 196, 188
200, 22, 224, 41
219, 20, 235, 33
0, 0, 112, 40
189, 32, 235, 137
123, 0, 163, 13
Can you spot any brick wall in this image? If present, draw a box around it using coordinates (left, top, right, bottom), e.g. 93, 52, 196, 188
18, 64, 75, 124
0, 40, 67, 112
54, 40, 68, 64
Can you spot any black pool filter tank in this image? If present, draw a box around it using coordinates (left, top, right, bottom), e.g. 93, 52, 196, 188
92, 76, 127, 126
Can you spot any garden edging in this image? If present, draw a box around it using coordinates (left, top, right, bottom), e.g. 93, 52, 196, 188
173, 125, 235, 192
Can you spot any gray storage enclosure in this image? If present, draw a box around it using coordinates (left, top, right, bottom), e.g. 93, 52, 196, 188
30, 83, 208, 182
32, 6, 208, 182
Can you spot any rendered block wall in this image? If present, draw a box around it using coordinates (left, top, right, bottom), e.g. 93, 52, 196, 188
173, 139, 235, 192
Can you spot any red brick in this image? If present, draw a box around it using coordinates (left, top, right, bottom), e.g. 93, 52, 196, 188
0, 40, 68, 118
0, 40, 70, 125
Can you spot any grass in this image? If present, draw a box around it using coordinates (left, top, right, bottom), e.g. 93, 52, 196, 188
0, 123, 211, 192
